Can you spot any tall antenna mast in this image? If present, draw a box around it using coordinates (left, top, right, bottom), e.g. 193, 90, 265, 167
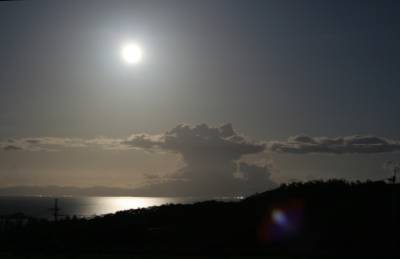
390, 165, 398, 254
389, 166, 399, 184
50, 198, 60, 221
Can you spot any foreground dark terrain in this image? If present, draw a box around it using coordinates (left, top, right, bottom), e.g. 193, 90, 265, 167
1, 180, 399, 258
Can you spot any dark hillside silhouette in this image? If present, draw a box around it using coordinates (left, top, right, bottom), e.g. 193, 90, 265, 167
1, 180, 399, 257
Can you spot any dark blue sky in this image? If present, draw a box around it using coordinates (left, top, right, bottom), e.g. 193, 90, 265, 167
1, 1, 400, 190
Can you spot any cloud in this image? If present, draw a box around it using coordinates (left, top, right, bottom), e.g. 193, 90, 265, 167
5, 124, 400, 195
123, 123, 265, 180
0, 137, 124, 152
123, 133, 164, 150
268, 135, 400, 154
124, 123, 264, 154
123, 123, 274, 195
6, 129, 400, 156
3, 145, 23, 151
238, 162, 276, 193
0, 123, 275, 195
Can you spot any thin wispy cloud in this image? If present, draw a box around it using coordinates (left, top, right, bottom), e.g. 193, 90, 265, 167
1, 137, 124, 152
268, 135, 400, 154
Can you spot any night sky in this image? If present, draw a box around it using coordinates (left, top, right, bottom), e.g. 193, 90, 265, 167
1, 0, 400, 195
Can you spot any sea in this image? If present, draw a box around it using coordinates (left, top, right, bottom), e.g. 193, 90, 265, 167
0, 196, 241, 219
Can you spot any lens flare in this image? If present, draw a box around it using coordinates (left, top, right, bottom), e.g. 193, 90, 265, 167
272, 209, 287, 226
258, 199, 304, 242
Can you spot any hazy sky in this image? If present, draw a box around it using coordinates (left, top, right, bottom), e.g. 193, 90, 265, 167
1, 1, 400, 195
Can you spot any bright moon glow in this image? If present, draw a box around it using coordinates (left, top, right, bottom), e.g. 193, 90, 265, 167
121, 43, 143, 64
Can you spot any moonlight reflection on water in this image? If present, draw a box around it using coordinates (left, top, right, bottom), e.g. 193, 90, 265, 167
82, 196, 173, 216
0, 196, 241, 219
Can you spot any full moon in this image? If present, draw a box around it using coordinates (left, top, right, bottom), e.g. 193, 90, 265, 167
121, 43, 143, 64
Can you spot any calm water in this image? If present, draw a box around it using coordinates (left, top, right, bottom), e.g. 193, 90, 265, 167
0, 196, 223, 219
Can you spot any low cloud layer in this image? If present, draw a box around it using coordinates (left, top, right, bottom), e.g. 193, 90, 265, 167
4, 129, 400, 156
3, 124, 400, 195
269, 135, 400, 154
1, 123, 275, 195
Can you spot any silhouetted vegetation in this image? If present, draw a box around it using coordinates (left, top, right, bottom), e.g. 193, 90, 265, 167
1, 180, 399, 257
